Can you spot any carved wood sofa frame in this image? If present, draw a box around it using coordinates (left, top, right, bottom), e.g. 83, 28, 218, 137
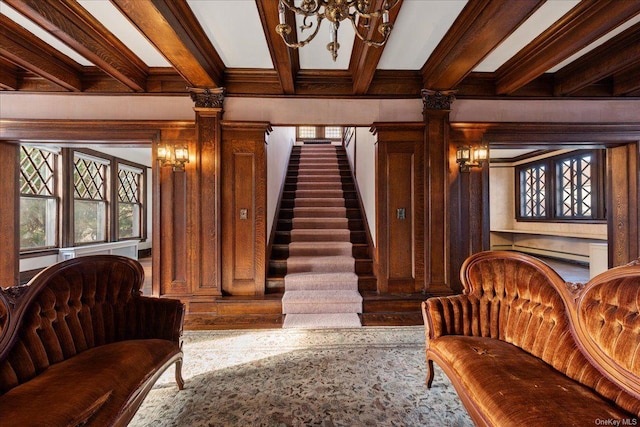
422, 251, 640, 426
0, 255, 185, 427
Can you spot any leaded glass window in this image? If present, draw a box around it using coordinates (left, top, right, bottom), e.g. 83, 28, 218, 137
520, 164, 546, 218
557, 154, 592, 218
73, 153, 109, 244
516, 150, 604, 222
19, 146, 58, 250
117, 164, 143, 239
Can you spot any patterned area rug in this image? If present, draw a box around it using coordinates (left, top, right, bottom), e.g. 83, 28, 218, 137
130, 326, 473, 427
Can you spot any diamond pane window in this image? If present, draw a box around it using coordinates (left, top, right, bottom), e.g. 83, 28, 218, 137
74, 154, 109, 244
557, 154, 592, 218
19, 146, 58, 250
117, 165, 143, 239
20, 146, 55, 196
520, 165, 546, 218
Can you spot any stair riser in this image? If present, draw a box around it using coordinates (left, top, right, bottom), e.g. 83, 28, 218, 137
282, 303, 363, 314
289, 247, 352, 257
287, 259, 354, 274
293, 208, 347, 218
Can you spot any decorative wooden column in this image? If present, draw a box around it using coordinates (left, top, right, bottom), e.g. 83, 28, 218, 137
0, 142, 19, 287
153, 88, 224, 301
449, 126, 490, 293
422, 89, 456, 296
373, 123, 425, 294
221, 121, 270, 296
607, 143, 640, 267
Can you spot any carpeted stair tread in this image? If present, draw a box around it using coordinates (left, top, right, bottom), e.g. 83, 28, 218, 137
289, 241, 352, 257
295, 189, 344, 198
285, 272, 359, 291
293, 206, 347, 218
292, 217, 348, 229
282, 290, 363, 314
295, 169, 343, 175
295, 182, 343, 191
295, 198, 345, 207
282, 313, 361, 328
287, 255, 355, 273
290, 229, 351, 242
296, 175, 343, 182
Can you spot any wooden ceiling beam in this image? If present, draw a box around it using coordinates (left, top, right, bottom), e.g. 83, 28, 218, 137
614, 63, 640, 96
255, 0, 299, 94
0, 59, 19, 91
111, 0, 224, 88
555, 23, 640, 96
5, 0, 148, 92
421, 0, 544, 90
0, 15, 82, 91
496, 0, 640, 95
350, 0, 403, 95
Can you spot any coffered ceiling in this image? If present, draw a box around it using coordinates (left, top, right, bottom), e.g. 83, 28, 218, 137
1, 0, 639, 98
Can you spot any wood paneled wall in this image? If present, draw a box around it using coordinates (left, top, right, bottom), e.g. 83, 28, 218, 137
373, 123, 425, 293
221, 122, 270, 296
0, 142, 19, 287
449, 129, 490, 293
607, 143, 640, 267
423, 109, 452, 295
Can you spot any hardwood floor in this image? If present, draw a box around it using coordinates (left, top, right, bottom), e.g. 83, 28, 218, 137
138, 255, 591, 330
539, 257, 590, 283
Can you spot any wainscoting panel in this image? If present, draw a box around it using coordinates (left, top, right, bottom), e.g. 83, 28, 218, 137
373, 123, 425, 294
221, 122, 270, 296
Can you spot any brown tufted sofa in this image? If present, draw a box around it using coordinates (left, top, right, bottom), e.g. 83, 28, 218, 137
422, 251, 640, 426
0, 255, 185, 427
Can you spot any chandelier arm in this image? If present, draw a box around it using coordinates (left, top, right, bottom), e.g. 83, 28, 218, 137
352, 0, 401, 19
280, 0, 321, 17
349, 17, 391, 47
280, 16, 325, 49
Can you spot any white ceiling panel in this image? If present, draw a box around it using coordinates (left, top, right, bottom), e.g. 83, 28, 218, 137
548, 12, 640, 72
297, 17, 356, 69
188, 0, 273, 69
474, 0, 580, 72
378, 0, 467, 70
78, 0, 170, 67
0, 1, 93, 66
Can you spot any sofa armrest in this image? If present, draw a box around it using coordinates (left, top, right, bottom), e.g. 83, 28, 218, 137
127, 296, 185, 344
422, 294, 484, 341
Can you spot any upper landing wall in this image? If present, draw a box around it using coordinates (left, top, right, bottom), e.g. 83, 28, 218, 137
1, 93, 639, 124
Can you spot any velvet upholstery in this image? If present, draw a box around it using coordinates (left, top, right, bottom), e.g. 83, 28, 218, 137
0, 255, 185, 427
423, 251, 640, 426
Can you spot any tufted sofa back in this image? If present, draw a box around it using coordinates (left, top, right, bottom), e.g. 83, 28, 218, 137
461, 252, 640, 415
0, 255, 163, 395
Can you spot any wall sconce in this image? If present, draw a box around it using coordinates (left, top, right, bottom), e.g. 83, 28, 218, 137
456, 145, 488, 172
157, 144, 189, 172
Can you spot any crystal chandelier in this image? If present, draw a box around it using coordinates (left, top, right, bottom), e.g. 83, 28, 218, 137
276, 0, 400, 61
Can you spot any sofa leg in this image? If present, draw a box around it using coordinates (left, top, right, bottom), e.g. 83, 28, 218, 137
175, 359, 185, 390
426, 359, 435, 389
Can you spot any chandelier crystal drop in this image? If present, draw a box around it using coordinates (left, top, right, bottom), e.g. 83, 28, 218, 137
276, 0, 400, 61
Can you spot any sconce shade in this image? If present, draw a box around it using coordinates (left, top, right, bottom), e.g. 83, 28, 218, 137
474, 147, 488, 162
157, 144, 170, 163
456, 146, 471, 164
174, 146, 189, 164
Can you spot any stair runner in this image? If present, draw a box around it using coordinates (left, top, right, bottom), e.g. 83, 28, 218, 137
282, 145, 363, 328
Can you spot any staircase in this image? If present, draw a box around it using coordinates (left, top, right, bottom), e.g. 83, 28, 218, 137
268, 144, 375, 328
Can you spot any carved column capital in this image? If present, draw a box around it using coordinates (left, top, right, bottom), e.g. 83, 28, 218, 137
189, 87, 225, 109
421, 89, 457, 111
